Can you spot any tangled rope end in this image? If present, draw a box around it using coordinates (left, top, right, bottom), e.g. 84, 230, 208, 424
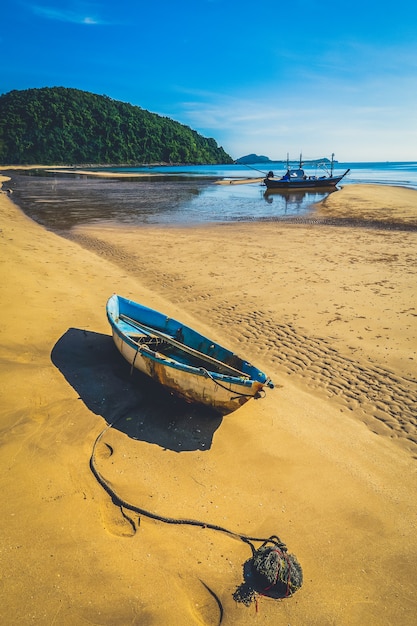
233, 537, 303, 606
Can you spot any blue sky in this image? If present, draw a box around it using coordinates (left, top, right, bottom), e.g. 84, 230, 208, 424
1, 0, 416, 161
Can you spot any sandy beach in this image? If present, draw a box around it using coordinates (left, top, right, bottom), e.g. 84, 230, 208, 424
1, 175, 416, 625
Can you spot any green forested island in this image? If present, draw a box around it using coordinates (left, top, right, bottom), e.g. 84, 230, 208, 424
0, 87, 233, 166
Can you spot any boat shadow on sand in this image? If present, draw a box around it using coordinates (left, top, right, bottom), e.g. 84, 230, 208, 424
51, 328, 222, 452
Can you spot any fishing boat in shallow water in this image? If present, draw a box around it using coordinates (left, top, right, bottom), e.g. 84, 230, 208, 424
106, 295, 274, 414
264, 153, 350, 190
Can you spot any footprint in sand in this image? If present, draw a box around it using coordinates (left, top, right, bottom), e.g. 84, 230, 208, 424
188, 579, 223, 626
95, 441, 138, 536
99, 500, 138, 537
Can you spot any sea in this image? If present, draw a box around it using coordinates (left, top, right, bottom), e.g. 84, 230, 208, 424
5, 161, 417, 231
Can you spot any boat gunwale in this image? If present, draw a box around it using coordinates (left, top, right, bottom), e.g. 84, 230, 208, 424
106, 307, 260, 388
264, 166, 350, 190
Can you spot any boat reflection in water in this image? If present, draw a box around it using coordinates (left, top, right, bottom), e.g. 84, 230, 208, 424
263, 188, 337, 216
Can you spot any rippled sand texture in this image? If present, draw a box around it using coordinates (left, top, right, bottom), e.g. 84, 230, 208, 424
71, 199, 417, 452
1, 179, 416, 625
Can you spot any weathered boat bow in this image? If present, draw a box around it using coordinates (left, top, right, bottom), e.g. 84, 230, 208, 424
106, 294, 274, 414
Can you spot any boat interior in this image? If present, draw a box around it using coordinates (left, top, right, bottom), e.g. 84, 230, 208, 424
129, 333, 240, 376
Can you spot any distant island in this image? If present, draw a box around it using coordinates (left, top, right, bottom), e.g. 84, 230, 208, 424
0, 87, 234, 166
235, 154, 272, 164
236, 154, 333, 165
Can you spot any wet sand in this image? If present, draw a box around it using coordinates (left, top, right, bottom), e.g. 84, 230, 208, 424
0, 165, 166, 178
0, 176, 416, 625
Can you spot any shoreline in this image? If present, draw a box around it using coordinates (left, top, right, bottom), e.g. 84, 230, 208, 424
1, 177, 416, 624
68, 198, 417, 450
0, 164, 182, 179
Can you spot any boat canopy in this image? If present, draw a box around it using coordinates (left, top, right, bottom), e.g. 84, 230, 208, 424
289, 169, 305, 179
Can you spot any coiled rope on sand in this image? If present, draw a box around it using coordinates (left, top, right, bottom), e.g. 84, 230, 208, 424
90, 419, 303, 605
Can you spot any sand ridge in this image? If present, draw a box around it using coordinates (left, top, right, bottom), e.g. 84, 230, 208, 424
69, 198, 417, 454
1, 178, 417, 625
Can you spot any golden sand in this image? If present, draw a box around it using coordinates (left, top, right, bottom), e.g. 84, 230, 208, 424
0, 176, 416, 625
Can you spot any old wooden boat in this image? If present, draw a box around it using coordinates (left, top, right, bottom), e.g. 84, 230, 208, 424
264, 154, 350, 190
106, 294, 274, 414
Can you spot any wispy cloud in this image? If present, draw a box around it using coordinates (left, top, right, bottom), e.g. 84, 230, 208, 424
30, 2, 104, 25
164, 83, 417, 161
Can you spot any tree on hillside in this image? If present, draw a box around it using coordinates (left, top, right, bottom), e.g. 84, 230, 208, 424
0, 87, 233, 165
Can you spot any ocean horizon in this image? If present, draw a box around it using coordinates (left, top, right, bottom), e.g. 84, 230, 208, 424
104, 160, 417, 188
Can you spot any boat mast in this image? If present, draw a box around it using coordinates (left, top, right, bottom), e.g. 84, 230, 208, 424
331, 153, 334, 176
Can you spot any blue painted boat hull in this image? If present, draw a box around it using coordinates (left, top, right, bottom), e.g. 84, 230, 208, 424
264, 168, 350, 190
106, 295, 274, 414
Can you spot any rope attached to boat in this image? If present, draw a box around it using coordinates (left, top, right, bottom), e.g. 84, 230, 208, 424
127, 340, 267, 401
89, 417, 303, 606
199, 367, 266, 400
130, 344, 140, 375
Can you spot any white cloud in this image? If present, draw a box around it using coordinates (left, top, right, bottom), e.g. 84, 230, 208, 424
30, 3, 103, 25
169, 87, 417, 161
